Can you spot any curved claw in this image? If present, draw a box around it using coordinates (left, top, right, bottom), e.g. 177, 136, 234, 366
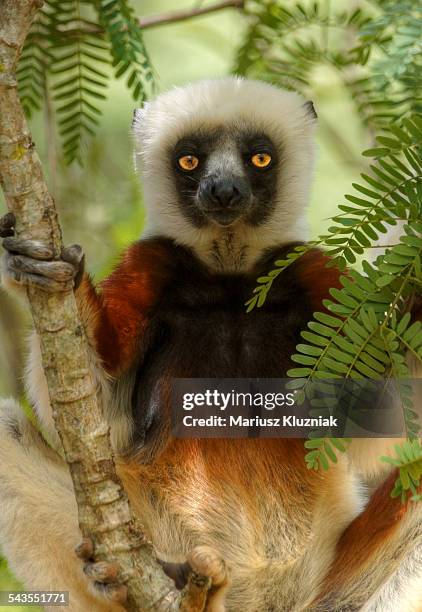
159, 559, 192, 590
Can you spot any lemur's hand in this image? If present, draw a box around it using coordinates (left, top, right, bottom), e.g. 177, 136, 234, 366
0, 212, 84, 292
75, 537, 128, 605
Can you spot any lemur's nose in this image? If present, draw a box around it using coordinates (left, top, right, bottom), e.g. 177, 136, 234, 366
202, 177, 248, 209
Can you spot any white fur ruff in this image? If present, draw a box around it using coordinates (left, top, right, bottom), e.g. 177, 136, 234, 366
132, 77, 316, 271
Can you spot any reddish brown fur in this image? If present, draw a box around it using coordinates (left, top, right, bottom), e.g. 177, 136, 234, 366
77, 241, 174, 374
77, 242, 343, 376
76, 238, 417, 608
297, 249, 344, 313
120, 437, 326, 547
77, 240, 339, 531
313, 469, 410, 602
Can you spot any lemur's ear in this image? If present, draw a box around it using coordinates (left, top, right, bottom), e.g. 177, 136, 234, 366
132, 107, 147, 130
304, 100, 318, 120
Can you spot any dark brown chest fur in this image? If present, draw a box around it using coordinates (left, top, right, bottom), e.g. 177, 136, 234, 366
127, 241, 314, 451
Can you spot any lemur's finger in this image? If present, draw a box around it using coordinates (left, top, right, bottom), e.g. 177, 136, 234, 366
6, 268, 74, 293
75, 537, 94, 560
61, 244, 84, 267
2, 237, 53, 260
93, 582, 128, 604
0, 212, 15, 228
0, 213, 16, 238
8, 255, 76, 281
62, 244, 85, 289
0, 228, 14, 238
84, 561, 120, 583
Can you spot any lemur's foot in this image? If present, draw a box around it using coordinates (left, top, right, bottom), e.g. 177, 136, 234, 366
187, 546, 227, 587
75, 537, 128, 605
0, 212, 84, 292
161, 546, 228, 592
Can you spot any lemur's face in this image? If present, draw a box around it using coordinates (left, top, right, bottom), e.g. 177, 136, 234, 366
170, 126, 279, 228
134, 78, 317, 255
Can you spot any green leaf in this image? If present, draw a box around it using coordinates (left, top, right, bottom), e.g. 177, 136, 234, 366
301, 331, 331, 347
324, 441, 338, 463
287, 368, 312, 377
377, 275, 395, 287
291, 354, 317, 366
296, 344, 324, 356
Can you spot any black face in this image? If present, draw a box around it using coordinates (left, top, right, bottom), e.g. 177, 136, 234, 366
170, 127, 279, 228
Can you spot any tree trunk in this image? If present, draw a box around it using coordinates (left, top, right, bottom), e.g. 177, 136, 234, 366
0, 1, 208, 610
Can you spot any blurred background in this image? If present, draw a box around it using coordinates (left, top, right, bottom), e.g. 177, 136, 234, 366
0, 0, 372, 606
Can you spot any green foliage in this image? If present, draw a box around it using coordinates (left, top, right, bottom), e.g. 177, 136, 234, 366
304, 437, 351, 471
50, 1, 111, 164
236, 0, 421, 130
245, 244, 312, 312
287, 225, 422, 475
96, 0, 154, 102
382, 439, 422, 502
247, 113, 422, 497
322, 115, 422, 270
17, 2, 54, 117
353, 0, 422, 124
17, 0, 154, 164
236, 1, 369, 92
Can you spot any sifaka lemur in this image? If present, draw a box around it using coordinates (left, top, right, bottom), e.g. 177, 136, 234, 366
0, 77, 421, 611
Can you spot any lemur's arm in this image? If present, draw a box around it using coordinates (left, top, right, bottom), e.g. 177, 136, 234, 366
0, 213, 173, 376
74, 238, 174, 375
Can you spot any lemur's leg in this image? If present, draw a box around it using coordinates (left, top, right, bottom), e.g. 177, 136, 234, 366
158, 464, 362, 612
245, 464, 364, 612
309, 470, 422, 611
0, 398, 126, 612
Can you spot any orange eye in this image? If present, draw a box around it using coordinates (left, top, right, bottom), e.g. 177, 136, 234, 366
178, 155, 199, 171
251, 152, 272, 168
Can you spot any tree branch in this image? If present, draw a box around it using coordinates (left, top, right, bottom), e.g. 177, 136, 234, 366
138, 0, 245, 29
0, 1, 209, 610
49, 0, 245, 37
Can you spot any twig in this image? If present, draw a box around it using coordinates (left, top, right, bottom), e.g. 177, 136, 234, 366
138, 0, 245, 29
46, 0, 245, 36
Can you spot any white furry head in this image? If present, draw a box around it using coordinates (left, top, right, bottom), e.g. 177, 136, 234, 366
132, 77, 317, 271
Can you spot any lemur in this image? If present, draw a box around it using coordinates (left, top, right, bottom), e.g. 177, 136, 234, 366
0, 77, 421, 612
